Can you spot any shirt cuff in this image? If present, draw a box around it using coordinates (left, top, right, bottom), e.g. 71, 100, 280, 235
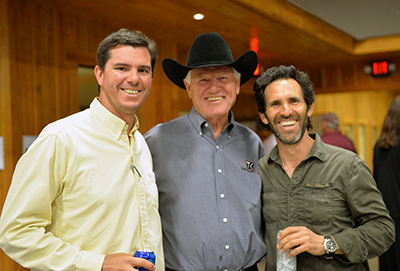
78, 251, 105, 271
333, 231, 367, 263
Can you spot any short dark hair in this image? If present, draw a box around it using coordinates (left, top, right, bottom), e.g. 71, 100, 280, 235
96, 28, 159, 75
253, 65, 315, 131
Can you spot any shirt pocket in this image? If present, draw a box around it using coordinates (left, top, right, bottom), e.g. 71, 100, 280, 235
296, 183, 335, 226
239, 170, 262, 207
262, 187, 286, 224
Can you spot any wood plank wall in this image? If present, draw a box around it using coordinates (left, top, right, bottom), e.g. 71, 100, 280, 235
0, 0, 399, 270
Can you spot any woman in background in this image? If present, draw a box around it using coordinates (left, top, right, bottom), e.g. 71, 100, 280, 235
373, 95, 400, 271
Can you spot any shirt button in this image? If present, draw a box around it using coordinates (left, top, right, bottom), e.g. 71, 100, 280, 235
223, 218, 228, 223
224, 269, 228, 271
205, 123, 209, 127
199, 132, 203, 136
225, 245, 230, 250
216, 145, 219, 150
220, 194, 225, 198
218, 169, 222, 174
227, 135, 231, 139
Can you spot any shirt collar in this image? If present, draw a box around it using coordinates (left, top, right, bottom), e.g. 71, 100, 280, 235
188, 106, 235, 134
90, 98, 139, 139
308, 133, 327, 162
268, 132, 326, 165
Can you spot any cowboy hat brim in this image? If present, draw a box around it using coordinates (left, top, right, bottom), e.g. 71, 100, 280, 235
162, 50, 258, 89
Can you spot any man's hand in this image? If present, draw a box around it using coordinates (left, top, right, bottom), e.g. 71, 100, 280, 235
101, 253, 155, 271
277, 226, 326, 257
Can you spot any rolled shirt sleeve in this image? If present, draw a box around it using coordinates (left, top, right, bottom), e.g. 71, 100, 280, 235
333, 156, 395, 263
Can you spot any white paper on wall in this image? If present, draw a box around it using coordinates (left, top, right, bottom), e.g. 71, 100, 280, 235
0, 136, 4, 170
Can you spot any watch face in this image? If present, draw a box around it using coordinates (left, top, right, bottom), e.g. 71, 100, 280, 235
327, 242, 336, 252
325, 237, 337, 254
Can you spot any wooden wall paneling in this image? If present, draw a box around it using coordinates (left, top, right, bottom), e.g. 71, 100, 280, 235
35, 2, 59, 132
313, 57, 400, 94
137, 38, 179, 133
313, 90, 400, 169
1, 1, 35, 270
9, 0, 36, 160
0, 0, 18, 269
167, 43, 193, 126
341, 65, 356, 87
53, 9, 81, 120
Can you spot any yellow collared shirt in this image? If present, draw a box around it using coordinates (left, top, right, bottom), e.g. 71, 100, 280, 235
0, 98, 164, 271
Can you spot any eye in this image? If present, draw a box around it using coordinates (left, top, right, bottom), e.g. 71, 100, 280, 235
289, 98, 300, 104
270, 101, 280, 107
116, 67, 127, 71
139, 68, 150, 74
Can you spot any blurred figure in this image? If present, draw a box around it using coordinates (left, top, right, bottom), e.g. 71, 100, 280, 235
259, 130, 277, 155
373, 95, 400, 271
320, 112, 357, 153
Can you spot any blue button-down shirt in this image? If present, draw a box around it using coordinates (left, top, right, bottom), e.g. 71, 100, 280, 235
145, 107, 266, 271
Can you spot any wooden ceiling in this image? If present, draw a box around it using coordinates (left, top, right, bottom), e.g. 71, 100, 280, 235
53, 0, 400, 71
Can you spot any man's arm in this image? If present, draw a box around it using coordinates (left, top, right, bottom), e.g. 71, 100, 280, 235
277, 157, 395, 263
330, 157, 395, 263
0, 134, 104, 270
277, 226, 342, 257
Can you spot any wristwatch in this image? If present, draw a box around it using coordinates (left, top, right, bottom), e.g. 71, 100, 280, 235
324, 235, 337, 259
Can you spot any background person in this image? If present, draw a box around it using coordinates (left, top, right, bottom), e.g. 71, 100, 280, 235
253, 65, 395, 271
0, 28, 164, 271
260, 130, 277, 155
145, 32, 266, 271
373, 95, 400, 271
320, 112, 357, 153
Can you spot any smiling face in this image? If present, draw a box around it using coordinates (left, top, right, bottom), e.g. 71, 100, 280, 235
184, 66, 240, 124
95, 45, 152, 124
259, 78, 313, 145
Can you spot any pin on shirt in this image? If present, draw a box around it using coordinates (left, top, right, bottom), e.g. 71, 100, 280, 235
246, 160, 254, 171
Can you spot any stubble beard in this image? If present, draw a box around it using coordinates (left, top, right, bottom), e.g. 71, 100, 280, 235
267, 114, 308, 145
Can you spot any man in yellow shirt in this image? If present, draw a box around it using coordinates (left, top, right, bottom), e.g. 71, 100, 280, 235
0, 28, 164, 271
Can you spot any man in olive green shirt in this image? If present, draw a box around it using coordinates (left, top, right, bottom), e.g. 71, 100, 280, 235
253, 65, 395, 271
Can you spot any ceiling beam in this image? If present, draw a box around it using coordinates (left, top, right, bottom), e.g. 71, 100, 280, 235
233, 0, 357, 53
355, 35, 400, 55
234, 0, 400, 55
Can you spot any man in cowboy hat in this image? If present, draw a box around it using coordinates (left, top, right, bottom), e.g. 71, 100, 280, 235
145, 33, 266, 271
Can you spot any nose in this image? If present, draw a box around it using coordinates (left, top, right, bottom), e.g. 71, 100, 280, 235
209, 78, 220, 92
127, 69, 139, 85
281, 103, 293, 116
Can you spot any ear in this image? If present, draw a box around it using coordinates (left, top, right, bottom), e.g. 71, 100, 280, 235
307, 103, 314, 117
94, 65, 104, 87
184, 79, 192, 99
235, 77, 241, 95
258, 112, 269, 125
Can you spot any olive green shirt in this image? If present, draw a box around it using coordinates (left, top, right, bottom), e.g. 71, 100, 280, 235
260, 133, 395, 271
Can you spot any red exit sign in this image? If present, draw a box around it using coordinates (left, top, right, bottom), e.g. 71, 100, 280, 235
372, 61, 390, 77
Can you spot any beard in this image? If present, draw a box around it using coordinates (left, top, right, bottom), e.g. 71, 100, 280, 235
267, 113, 309, 145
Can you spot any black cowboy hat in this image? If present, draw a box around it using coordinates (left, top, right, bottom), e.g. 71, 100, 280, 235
162, 32, 258, 89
